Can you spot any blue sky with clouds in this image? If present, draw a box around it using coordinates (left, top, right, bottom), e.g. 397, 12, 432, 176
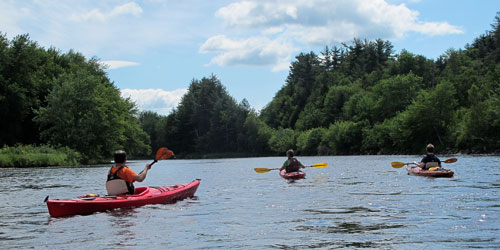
1, 0, 499, 115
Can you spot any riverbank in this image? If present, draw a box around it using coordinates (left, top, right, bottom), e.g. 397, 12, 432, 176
0, 145, 81, 168
2, 144, 498, 168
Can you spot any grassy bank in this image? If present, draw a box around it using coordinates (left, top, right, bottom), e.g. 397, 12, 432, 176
0, 145, 81, 168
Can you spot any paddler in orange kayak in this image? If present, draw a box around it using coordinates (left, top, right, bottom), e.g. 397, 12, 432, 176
413, 143, 442, 170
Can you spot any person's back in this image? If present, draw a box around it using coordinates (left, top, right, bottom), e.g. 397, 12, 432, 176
107, 167, 137, 195
281, 149, 304, 173
106, 150, 151, 195
414, 144, 441, 170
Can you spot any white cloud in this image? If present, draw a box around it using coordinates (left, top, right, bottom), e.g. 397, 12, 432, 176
121, 88, 188, 116
1, 1, 196, 59
201, 0, 464, 70
218, 0, 464, 40
70, 2, 143, 22
262, 26, 285, 35
216, 1, 300, 27
199, 35, 295, 71
410, 22, 463, 36
100, 60, 140, 69
1, 0, 465, 74
0, 1, 29, 37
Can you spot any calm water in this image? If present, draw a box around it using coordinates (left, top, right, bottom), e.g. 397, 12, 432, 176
0, 155, 499, 249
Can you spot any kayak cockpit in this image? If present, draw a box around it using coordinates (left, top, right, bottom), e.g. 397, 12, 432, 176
119, 186, 150, 197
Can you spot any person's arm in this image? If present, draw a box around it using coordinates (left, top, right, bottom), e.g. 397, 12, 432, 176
413, 155, 427, 168
280, 160, 288, 171
134, 164, 152, 182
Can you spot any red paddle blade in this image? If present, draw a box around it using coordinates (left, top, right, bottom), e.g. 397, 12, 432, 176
155, 147, 174, 161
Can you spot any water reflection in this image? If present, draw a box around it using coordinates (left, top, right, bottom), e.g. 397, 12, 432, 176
272, 239, 392, 249
304, 206, 381, 214
17, 184, 73, 190
106, 209, 139, 248
296, 221, 405, 234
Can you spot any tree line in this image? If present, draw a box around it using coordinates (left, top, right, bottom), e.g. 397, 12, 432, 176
2, 12, 500, 162
0, 33, 150, 163
145, 13, 500, 156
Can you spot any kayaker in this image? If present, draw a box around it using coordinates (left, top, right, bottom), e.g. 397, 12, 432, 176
280, 149, 305, 173
413, 144, 441, 170
106, 150, 152, 195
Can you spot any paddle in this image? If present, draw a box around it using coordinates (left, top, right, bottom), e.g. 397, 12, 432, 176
391, 157, 457, 168
150, 147, 174, 167
254, 162, 328, 173
138, 147, 174, 175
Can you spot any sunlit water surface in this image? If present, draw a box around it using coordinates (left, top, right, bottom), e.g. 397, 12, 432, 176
0, 155, 499, 249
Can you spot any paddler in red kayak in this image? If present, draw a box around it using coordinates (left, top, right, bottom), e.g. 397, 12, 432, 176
280, 149, 305, 173
106, 150, 152, 195
413, 143, 442, 170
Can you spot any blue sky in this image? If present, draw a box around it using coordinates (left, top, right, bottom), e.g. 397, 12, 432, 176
1, 0, 499, 115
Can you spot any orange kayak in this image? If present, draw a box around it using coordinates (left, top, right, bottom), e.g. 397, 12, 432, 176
406, 166, 454, 178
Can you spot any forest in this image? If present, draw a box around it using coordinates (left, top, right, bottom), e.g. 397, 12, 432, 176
0, 34, 150, 163
1, 13, 499, 163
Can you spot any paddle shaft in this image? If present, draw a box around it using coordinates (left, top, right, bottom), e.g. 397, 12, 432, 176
254, 162, 328, 173
392, 157, 457, 168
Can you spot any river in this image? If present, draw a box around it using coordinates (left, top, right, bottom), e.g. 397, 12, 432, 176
0, 155, 498, 249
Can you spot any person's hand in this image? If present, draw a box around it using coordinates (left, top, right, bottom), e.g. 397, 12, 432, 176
146, 163, 152, 170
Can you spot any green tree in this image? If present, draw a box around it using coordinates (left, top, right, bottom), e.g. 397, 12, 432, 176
268, 128, 296, 155
370, 73, 422, 122
0, 34, 63, 146
323, 120, 366, 155
343, 90, 378, 123
341, 38, 394, 82
155, 111, 185, 154
155, 76, 250, 156
440, 49, 477, 107
361, 118, 399, 154
322, 82, 362, 123
139, 111, 163, 155
395, 81, 457, 152
454, 83, 500, 152
296, 127, 327, 155
260, 52, 320, 129
34, 56, 150, 162
386, 50, 437, 88
241, 112, 272, 154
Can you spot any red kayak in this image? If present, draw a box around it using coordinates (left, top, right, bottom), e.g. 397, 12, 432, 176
280, 169, 306, 180
46, 179, 200, 217
406, 166, 454, 178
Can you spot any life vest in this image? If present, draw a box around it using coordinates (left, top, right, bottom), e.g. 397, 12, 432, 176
106, 166, 135, 195
286, 158, 300, 173
421, 154, 440, 170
